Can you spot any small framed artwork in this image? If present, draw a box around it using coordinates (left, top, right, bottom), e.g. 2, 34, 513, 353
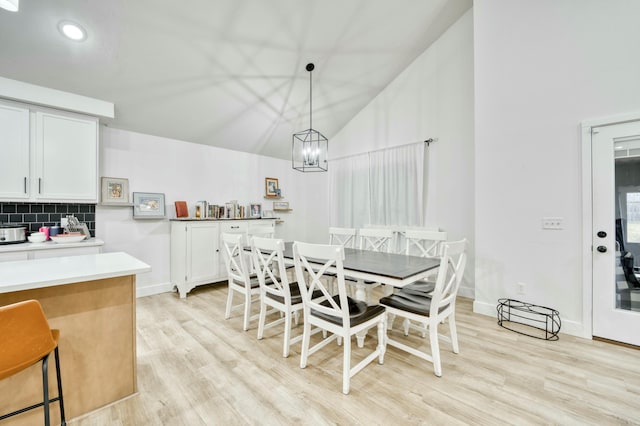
265, 177, 279, 198
262, 210, 274, 218
250, 203, 262, 218
101, 177, 130, 205
273, 201, 289, 211
133, 192, 166, 219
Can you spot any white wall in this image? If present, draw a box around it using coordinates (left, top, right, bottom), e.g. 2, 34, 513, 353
330, 10, 475, 296
474, 0, 640, 336
97, 127, 328, 297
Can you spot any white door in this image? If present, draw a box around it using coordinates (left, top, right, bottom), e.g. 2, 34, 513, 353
592, 120, 640, 346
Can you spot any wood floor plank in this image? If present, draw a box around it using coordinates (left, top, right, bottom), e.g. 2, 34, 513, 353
68, 283, 640, 425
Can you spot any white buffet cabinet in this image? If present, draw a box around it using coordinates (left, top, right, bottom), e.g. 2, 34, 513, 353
170, 219, 276, 298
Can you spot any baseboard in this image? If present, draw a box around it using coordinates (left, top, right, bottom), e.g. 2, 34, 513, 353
136, 281, 174, 298
458, 285, 474, 299
472, 299, 587, 338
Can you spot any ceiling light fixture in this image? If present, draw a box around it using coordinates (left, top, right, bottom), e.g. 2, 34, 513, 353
0, 0, 19, 12
58, 21, 87, 41
292, 63, 328, 173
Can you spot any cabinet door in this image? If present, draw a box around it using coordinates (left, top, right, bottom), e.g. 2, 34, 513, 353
187, 222, 219, 284
0, 102, 29, 199
35, 111, 98, 201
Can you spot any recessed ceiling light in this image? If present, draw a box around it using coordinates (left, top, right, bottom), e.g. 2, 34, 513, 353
58, 21, 87, 41
0, 0, 19, 12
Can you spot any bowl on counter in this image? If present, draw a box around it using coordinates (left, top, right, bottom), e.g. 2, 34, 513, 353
28, 232, 47, 243
50, 233, 86, 244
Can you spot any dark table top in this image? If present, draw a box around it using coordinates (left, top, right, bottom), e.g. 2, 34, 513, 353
281, 242, 439, 281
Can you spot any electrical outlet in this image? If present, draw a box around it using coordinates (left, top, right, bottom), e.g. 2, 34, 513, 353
60, 217, 69, 227
517, 282, 526, 295
542, 217, 564, 230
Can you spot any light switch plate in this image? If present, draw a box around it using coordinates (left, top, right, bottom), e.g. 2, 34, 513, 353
542, 217, 563, 230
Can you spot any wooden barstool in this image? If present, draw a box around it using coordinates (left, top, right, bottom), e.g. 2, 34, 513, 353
0, 299, 66, 425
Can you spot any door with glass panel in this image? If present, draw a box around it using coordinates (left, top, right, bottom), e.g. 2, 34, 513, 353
592, 120, 640, 346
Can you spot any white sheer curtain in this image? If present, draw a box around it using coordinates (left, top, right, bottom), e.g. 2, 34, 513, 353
369, 143, 424, 226
329, 153, 370, 229
328, 142, 425, 228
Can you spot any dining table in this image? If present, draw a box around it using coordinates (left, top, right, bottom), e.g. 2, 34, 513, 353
279, 241, 440, 346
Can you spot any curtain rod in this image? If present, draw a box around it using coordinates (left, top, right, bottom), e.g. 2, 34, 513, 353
329, 138, 438, 162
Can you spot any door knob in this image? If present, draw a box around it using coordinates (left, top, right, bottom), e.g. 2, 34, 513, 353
597, 246, 607, 253
597, 231, 607, 238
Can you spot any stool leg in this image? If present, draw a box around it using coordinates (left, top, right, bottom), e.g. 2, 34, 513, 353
54, 347, 66, 425
41, 354, 50, 426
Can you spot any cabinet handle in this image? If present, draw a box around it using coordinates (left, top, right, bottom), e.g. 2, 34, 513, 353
38, 178, 42, 194
24, 177, 27, 194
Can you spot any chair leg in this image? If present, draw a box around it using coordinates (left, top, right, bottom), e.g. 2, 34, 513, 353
387, 313, 396, 330
449, 314, 459, 354
430, 322, 442, 377
243, 291, 252, 331
377, 319, 386, 364
283, 311, 292, 358
342, 336, 351, 395
54, 347, 66, 426
403, 318, 410, 336
225, 285, 234, 319
41, 354, 50, 426
300, 320, 311, 369
257, 300, 266, 340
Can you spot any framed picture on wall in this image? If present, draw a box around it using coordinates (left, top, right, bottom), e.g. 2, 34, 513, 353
132, 192, 166, 219
265, 177, 279, 197
101, 177, 130, 205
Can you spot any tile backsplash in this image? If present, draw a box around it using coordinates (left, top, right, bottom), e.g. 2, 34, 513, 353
0, 202, 95, 236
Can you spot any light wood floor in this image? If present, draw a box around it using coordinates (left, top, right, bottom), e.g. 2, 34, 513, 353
70, 283, 640, 426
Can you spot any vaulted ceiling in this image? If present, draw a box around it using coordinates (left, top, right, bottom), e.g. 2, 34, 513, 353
0, 0, 471, 160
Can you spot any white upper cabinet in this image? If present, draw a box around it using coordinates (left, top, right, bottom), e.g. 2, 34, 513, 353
0, 99, 99, 202
34, 111, 98, 201
0, 102, 30, 199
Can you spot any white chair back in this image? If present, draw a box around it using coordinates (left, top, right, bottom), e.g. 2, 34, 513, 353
404, 230, 448, 258
221, 232, 249, 283
430, 239, 467, 314
328, 227, 357, 248
251, 236, 290, 303
358, 228, 395, 253
293, 242, 351, 326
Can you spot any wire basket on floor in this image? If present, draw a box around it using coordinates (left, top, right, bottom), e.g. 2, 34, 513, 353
496, 298, 561, 341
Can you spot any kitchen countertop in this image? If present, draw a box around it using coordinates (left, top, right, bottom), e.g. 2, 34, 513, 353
0, 251, 151, 293
0, 237, 104, 253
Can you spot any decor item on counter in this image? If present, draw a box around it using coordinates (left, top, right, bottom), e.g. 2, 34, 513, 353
28, 232, 47, 243
273, 201, 289, 211
265, 177, 279, 197
175, 201, 188, 218
250, 203, 262, 218
133, 192, 166, 219
50, 233, 86, 243
38, 226, 50, 241
0, 224, 26, 244
101, 177, 130, 205
292, 62, 328, 173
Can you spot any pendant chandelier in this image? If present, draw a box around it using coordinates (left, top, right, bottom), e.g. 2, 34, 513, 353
292, 63, 328, 172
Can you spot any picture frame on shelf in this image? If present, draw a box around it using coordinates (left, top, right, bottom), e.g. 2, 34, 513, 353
262, 210, 274, 218
133, 192, 166, 219
101, 177, 130, 205
250, 203, 262, 218
265, 177, 279, 197
273, 201, 289, 211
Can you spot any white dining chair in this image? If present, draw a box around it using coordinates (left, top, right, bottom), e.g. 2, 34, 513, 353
379, 239, 467, 377
293, 241, 387, 395
251, 236, 322, 357
357, 228, 396, 303
329, 227, 357, 248
222, 232, 262, 331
